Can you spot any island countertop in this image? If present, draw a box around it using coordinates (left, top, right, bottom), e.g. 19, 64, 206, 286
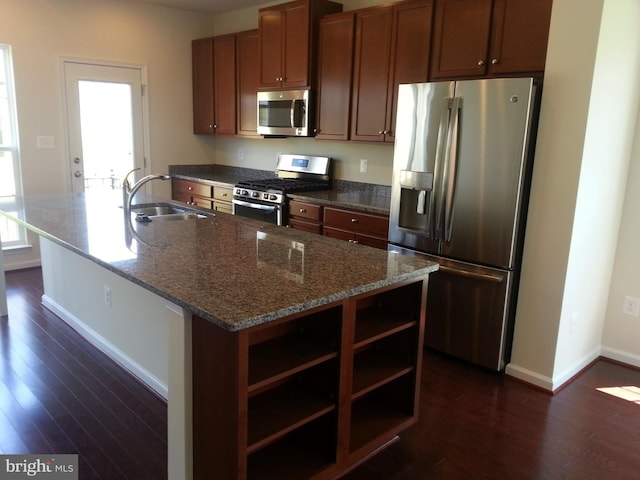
1, 192, 438, 331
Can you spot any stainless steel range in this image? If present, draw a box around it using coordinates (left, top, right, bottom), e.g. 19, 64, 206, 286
232, 154, 331, 225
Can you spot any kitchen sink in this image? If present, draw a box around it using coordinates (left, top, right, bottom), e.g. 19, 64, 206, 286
130, 203, 209, 221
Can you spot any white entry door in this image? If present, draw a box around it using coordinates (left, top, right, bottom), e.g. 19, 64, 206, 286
63, 60, 147, 198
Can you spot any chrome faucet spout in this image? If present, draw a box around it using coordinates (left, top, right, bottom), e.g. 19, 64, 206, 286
122, 168, 141, 207
126, 174, 171, 213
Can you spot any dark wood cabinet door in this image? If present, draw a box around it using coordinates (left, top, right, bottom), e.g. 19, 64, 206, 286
192, 37, 214, 134
236, 29, 259, 136
315, 12, 355, 140
259, 7, 284, 88
386, 0, 433, 143
350, 6, 393, 142
282, 1, 310, 88
488, 0, 552, 74
430, 0, 493, 79
213, 34, 237, 135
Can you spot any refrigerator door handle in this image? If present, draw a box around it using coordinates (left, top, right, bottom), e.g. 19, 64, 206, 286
436, 97, 461, 242
432, 100, 451, 240
443, 96, 461, 242
438, 265, 504, 283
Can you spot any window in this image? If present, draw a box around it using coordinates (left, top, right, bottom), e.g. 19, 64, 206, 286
0, 44, 26, 248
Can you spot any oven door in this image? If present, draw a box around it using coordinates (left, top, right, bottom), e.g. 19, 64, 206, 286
232, 199, 282, 225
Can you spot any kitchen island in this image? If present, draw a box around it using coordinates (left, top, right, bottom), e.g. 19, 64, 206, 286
0, 192, 438, 480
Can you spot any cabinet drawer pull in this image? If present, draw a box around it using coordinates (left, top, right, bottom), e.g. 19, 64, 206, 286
351, 218, 358, 224
491, 58, 499, 65
188, 186, 193, 191
222, 192, 228, 197
477, 60, 485, 66
299, 208, 306, 213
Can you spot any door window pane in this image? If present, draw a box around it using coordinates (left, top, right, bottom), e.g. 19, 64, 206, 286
0, 44, 26, 247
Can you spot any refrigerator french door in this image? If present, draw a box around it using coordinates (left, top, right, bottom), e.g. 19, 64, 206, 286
388, 78, 540, 370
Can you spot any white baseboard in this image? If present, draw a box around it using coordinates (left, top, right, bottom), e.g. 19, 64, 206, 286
4, 259, 42, 271
504, 363, 554, 391
42, 294, 168, 400
506, 347, 602, 392
600, 346, 640, 369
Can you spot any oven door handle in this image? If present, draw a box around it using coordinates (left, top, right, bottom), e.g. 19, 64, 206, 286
233, 199, 278, 212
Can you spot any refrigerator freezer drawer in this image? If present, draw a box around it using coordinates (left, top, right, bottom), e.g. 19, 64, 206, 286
426, 258, 513, 370
388, 245, 514, 370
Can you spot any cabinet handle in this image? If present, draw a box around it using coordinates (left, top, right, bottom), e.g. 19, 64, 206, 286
378, 131, 384, 135
299, 208, 306, 213
351, 218, 358, 224
491, 58, 499, 65
221, 192, 227, 197
188, 186, 193, 191
477, 60, 485, 66
213, 124, 217, 129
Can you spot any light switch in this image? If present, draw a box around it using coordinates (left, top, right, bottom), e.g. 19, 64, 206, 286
36, 136, 55, 148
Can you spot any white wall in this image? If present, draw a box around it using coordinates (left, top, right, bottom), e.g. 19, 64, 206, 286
602, 81, 640, 363
40, 237, 171, 398
507, 0, 640, 389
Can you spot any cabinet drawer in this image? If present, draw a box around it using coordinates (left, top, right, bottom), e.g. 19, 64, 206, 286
289, 200, 323, 222
324, 227, 388, 250
289, 218, 322, 234
172, 178, 213, 198
213, 186, 233, 202
192, 197, 213, 210
323, 207, 389, 237
213, 202, 233, 214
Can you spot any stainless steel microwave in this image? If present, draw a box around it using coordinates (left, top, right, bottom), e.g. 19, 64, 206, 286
257, 89, 310, 137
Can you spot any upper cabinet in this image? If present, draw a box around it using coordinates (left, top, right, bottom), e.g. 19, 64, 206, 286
430, 0, 552, 80
315, 12, 355, 140
212, 34, 237, 135
192, 37, 215, 134
192, 34, 237, 135
258, 0, 342, 90
350, 0, 433, 143
236, 29, 260, 136
193, 30, 260, 136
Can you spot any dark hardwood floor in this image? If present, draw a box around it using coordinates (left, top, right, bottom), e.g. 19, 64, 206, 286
2, 267, 640, 479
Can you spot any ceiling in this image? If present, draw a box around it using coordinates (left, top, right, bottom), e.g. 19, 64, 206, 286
133, 0, 268, 15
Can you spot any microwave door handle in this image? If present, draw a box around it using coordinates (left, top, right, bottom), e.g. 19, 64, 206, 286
290, 100, 295, 128
442, 97, 461, 242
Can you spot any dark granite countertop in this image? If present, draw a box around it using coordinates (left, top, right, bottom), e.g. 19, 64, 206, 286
168, 164, 391, 214
1, 192, 437, 331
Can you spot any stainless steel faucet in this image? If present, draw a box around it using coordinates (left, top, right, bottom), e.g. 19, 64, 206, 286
122, 168, 141, 208
123, 169, 171, 212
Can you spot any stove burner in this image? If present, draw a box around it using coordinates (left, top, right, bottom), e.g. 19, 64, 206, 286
236, 177, 331, 193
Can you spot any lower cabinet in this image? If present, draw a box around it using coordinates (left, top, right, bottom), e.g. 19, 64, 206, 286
288, 199, 323, 234
323, 206, 389, 249
192, 278, 427, 479
288, 200, 390, 250
171, 178, 233, 213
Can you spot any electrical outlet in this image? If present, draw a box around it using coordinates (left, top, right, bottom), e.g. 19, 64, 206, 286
360, 159, 368, 173
622, 296, 640, 317
104, 285, 112, 307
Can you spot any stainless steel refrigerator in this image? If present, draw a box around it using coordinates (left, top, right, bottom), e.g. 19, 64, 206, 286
388, 78, 541, 370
